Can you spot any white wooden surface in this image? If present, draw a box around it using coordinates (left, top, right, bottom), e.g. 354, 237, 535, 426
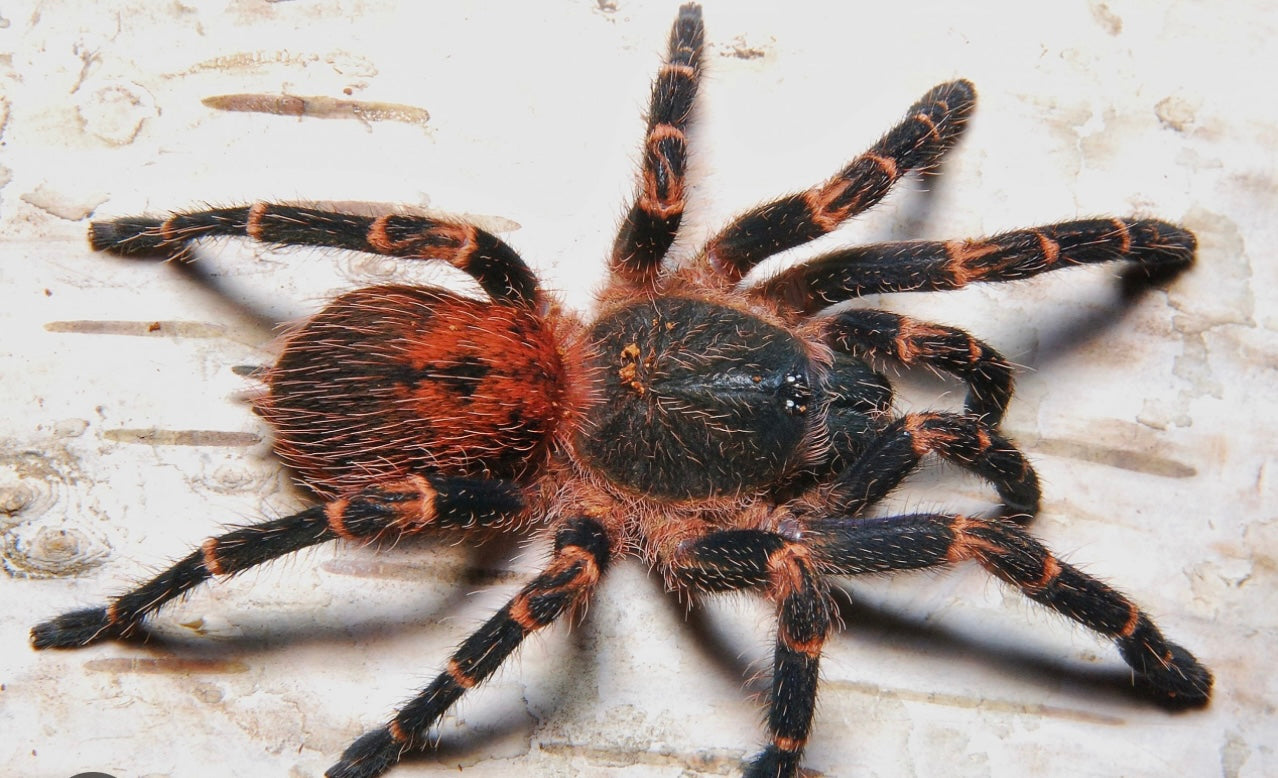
2, 2, 1274, 777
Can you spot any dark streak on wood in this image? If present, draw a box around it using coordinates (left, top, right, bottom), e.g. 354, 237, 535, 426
202, 93, 431, 127
44, 320, 226, 338
1030, 437, 1197, 478
320, 558, 524, 584
84, 657, 250, 674
823, 679, 1126, 726
104, 429, 262, 447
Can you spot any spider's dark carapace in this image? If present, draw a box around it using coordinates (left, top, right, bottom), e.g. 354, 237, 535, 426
33, 5, 1211, 777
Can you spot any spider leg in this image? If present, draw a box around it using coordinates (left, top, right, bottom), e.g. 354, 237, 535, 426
30, 475, 524, 648
610, 3, 704, 286
327, 516, 611, 778
803, 512, 1213, 704
756, 218, 1195, 315
89, 205, 540, 307
663, 526, 832, 778
826, 310, 1014, 424
829, 411, 1040, 518
703, 79, 976, 283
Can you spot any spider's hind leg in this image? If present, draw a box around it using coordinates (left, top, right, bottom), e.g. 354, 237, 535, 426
328, 516, 612, 778
89, 205, 540, 307
30, 475, 524, 649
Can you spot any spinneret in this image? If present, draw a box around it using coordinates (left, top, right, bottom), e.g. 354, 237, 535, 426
35, 5, 1210, 778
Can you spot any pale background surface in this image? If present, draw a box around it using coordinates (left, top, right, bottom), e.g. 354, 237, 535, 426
2, 1, 1275, 777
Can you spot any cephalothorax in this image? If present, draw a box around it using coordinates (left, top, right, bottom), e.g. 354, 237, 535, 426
579, 296, 821, 500
33, 5, 1211, 777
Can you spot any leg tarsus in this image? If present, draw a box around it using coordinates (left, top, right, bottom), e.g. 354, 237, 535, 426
326, 728, 403, 778
1118, 630, 1213, 706
30, 606, 118, 649
744, 744, 802, 778
89, 216, 181, 256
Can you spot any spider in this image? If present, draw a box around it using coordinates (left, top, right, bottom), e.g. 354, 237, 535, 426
32, 5, 1212, 777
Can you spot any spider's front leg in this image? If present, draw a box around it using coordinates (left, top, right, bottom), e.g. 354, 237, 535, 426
328, 516, 612, 778
756, 218, 1195, 315
31, 475, 524, 648
826, 310, 1015, 424
702, 79, 976, 283
802, 512, 1212, 704
662, 525, 833, 778
611, 2, 704, 286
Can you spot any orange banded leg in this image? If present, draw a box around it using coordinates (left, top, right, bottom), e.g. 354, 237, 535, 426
327, 517, 611, 778
29, 475, 524, 649
827, 309, 1014, 424
610, 3, 704, 286
89, 205, 539, 307
704, 79, 976, 282
804, 513, 1213, 704
666, 529, 831, 777
757, 218, 1196, 315
829, 411, 1039, 518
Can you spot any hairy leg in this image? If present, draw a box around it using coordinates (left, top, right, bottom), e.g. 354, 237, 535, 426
829, 411, 1039, 518
611, 3, 704, 286
703, 79, 976, 283
664, 526, 832, 777
327, 516, 611, 778
803, 512, 1212, 704
757, 218, 1195, 314
826, 309, 1014, 424
90, 205, 540, 307
31, 475, 523, 648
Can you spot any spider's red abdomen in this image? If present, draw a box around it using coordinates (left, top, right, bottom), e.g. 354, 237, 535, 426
258, 285, 565, 497
576, 296, 817, 501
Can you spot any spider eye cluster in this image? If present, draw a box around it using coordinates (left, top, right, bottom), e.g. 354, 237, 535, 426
577, 297, 818, 500
781, 371, 812, 416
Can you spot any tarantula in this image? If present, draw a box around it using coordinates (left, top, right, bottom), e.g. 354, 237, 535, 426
33, 5, 1211, 777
